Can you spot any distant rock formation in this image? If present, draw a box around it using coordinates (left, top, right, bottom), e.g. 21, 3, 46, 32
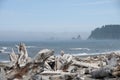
72, 35, 81, 40
88, 25, 120, 40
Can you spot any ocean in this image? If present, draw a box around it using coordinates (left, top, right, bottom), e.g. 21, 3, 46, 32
0, 40, 120, 61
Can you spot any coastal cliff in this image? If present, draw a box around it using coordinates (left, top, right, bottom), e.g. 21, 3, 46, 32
88, 25, 120, 40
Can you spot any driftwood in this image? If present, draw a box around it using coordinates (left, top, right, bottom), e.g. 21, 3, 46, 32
6, 43, 55, 79
72, 60, 100, 68
62, 54, 73, 64
41, 71, 78, 80
90, 67, 112, 78
56, 57, 67, 70
56, 54, 73, 71
0, 68, 7, 80
8, 48, 54, 79
9, 49, 18, 67
105, 56, 118, 67
18, 43, 29, 67
67, 65, 77, 73
112, 66, 120, 77
1, 43, 120, 80
44, 61, 53, 71
34, 49, 54, 63
41, 71, 61, 75
9, 43, 30, 68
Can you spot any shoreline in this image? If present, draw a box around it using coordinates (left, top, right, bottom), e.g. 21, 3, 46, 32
0, 43, 120, 80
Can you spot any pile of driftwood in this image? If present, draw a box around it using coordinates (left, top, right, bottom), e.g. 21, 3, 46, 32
0, 43, 120, 80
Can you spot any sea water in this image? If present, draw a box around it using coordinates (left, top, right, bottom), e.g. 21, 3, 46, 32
0, 40, 120, 61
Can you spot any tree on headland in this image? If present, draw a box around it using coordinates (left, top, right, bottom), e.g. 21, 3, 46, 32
88, 25, 120, 40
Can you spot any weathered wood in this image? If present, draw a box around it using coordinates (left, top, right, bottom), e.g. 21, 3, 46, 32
9, 49, 18, 67
18, 43, 29, 67
72, 60, 100, 68
34, 49, 54, 63
56, 54, 73, 71
41, 71, 61, 75
1, 42, 120, 80
0, 68, 7, 80
112, 66, 120, 77
90, 67, 112, 78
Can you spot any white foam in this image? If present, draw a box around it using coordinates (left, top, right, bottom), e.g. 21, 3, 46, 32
72, 53, 89, 56
72, 50, 120, 56
15, 45, 36, 48
100, 50, 120, 55
3, 51, 11, 54
0, 49, 5, 53
0, 60, 10, 63
2, 47, 7, 50
27, 46, 36, 48
70, 48, 90, 51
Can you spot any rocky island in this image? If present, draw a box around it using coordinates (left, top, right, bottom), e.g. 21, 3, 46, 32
88, 25, 120, 40
72, 35, 81, 40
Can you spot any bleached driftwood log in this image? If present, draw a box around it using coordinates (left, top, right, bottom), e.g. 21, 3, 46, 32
9, 49, 18, 67
41, 70, 61, 75
90, 67, 112, 78
6, 48, 55, 80
44, 61, 53, 71
88, 53, 120, 79
62, 54, 73, 64
46, 56, 55, 63
112, 66, 120, 77
72, 60, 100, 68
0, 68, 7, 80
56, 53, 73, 71
49, 72, 78, 80
34, 49, 54, 63
105, 56, 118, 67
45, 55, 55, 70
56, 57, 67, 70
18, 43, 29, 67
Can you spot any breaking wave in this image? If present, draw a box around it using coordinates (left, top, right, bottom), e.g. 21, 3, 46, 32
26, 46, 37, 48
2, 47, 7, 50
72, 50, 120, 56
72, 53, 89, 56
70, 48, 90, 51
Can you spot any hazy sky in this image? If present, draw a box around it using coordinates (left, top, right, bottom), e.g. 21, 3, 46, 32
0, 0, 120, 40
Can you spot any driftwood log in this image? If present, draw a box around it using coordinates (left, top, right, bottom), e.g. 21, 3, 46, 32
72, 60, 100, 68
90, 67, 112, 79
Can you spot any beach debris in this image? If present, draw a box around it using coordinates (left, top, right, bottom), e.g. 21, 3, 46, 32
1, 43, 120, 80
48, 71, 78, 80
56, 53, 73, 71
18, 43, 29, 67
46, 55, 55, 70
105, 54, 118, 67
72, 60, 100, 68
7, 49, 54, 80
34, 49, 54, 63
112, 65, 120, 77
9, 48, 18, 67
67, 65, 77, 73
90, 67, 112, 79
0, 68, 7, 80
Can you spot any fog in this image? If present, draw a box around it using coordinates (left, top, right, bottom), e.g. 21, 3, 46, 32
0, 31, 90, 41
